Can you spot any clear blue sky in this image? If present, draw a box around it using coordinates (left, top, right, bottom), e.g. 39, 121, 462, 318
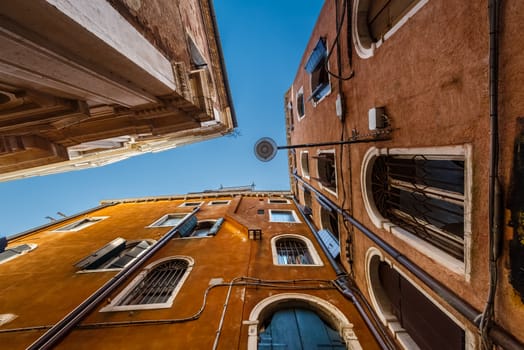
0, 1, 324, 237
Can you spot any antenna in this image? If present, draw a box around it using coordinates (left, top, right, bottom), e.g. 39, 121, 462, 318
254, 137, 277, 162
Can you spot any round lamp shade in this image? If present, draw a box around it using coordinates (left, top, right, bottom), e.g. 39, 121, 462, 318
254, 137, 277, 162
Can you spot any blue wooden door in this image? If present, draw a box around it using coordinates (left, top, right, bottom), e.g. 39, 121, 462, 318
258, 308, 346, 349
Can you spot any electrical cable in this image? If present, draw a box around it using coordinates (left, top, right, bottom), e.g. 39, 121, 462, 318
325, 0, 355, 81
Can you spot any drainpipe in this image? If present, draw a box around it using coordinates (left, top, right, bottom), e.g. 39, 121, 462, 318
294, 174, 524, 350
27, 208, 201, 350
293, 198, 396, 350
481, 0, 503, 347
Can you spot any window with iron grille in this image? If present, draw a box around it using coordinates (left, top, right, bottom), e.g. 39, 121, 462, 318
101, 257, 193, 312
371, 154, 465, 260
276, 238, 313, 265
271, 235, 323, 266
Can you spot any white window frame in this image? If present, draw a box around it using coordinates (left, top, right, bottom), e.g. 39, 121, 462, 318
178, 201, 203, 208
246, 293, 363, 350
365, 247, 476, 350
316, 149, 338, 197
352, 0, 429, 59
360, 145, 472, 278
208, 200, 231, 206
0, 243, 38, 265
52, 217, 108, 232
308, 39, 332, 106
268, 209, 301, 223
300, 150, 310, 179
148, 213, 191, 228
100, 256, 194, 312
271, 234, 323, 266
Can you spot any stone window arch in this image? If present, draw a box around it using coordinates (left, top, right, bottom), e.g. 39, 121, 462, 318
100, 256, 194, 312
365, 247, 474, 349
246, 293, 362, 350
352, 0, 429, 58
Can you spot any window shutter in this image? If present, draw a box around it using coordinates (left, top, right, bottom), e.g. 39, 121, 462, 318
304, 39, 326, 73
75, 238, 126, 269
318, 229, 340, 258
178, 215, 198, 237
0, 250, 18, 263
208, 218, 224, 236
0, 237, 7, 252
108, 241, 151, 268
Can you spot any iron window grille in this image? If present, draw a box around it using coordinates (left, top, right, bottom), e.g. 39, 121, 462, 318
117, 259, 189, 306
371, 155, 465, 260
276, 238, 313, 265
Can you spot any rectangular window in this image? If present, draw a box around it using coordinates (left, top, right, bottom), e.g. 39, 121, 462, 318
208, 200, 231, 206
304, 39, 330, 102
373, 155, 465, 260
314, 151, 337, 195
269, 210, 300, 223
149, 213, 188, 227
53, 217, 107, 232
179, 201, 203, 208
268, 199, 290, 204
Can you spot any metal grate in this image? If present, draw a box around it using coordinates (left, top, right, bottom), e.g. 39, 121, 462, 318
372, 155, 465, 260
118, 259, 188, 305
276, 238, 313, 264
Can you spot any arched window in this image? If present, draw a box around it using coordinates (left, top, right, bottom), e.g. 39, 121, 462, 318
271, 235, 323, 266
365, 248, 469, 349
300, 151, 310, 178
247, 293, 362, 350
352, 0, 428, 58
361, 146, 472, 276
100, 257, 193, 312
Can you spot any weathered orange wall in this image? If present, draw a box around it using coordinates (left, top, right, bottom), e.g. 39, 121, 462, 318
0, 194, 380, 349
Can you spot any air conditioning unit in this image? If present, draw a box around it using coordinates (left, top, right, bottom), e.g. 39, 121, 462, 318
368, 107, 385, 130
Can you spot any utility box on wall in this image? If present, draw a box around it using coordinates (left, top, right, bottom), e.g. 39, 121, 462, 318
368, 107, 385, 130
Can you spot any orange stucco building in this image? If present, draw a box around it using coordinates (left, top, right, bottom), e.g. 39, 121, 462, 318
285, 0, 524, 349
0, 190, 382, 349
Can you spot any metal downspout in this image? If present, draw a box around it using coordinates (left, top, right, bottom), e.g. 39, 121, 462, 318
293, 198, 396, 350
294, 174, 524, 349
481, 0, 503, 348
27, 208, 201, 350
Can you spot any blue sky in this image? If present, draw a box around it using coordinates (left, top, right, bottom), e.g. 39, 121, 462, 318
0, 1, 323, 237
